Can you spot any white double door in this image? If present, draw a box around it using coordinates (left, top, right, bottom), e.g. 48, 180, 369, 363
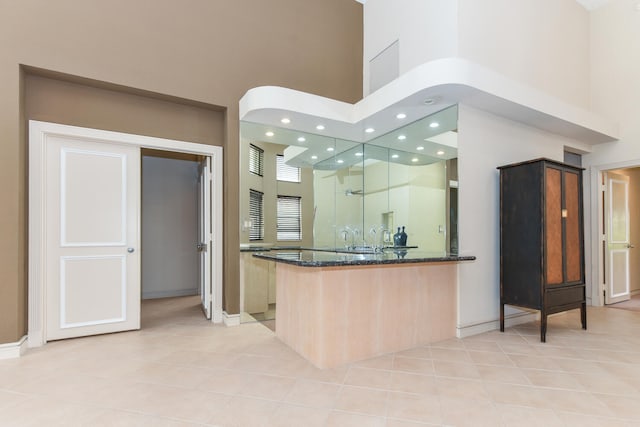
40, 125, 213, 341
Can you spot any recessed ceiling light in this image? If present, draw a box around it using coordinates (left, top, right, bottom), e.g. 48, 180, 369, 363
355, 152, 363, 157
316, 124, 325, 130
311, 155, 318, 160
327, 147, 334, 152
391, 154, 399, 159
281, 118, 291, 124
423, 98, 437, 105
429, 122, 440, 128
412, 158, 419, 162
396, 113, 407, 119
297, 137, 306, 142
265, 131, 274, 137
337, 159, 344, 164
436, 150, 445, 156
416, 146, 424, 151
397, 135, 407, 140
365, 127, 375, 133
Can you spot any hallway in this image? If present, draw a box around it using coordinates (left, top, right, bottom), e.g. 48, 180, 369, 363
1, 297, 640, 426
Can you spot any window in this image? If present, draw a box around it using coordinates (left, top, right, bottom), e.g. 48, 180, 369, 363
276, 155, 301, 183
277, 195, 302, 241
249, 144, 264, 176
249, 189, 264, 241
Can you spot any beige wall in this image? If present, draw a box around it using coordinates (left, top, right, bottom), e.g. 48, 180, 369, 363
0, 0, 362, 344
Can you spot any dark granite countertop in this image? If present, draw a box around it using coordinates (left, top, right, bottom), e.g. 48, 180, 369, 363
253, 249, 475, 267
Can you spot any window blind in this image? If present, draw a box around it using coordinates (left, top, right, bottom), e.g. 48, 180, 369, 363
277, 195, 302, 241
249, 189, 264, 241
249, 144, 264, 176
276, 155, 301, 183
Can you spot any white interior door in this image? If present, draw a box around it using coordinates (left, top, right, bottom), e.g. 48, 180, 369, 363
198, 157, 212, 319
45, 136, 140, 340
604, 171, 631, 305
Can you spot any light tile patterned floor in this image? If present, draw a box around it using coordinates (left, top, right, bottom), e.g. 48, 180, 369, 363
1, 296, 640, 426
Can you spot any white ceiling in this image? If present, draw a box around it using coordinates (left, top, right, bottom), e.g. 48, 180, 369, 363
356, 0, 611, 12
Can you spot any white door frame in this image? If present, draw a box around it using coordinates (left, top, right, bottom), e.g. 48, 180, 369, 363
29, 120, 224, 347
588, 158, 640, 307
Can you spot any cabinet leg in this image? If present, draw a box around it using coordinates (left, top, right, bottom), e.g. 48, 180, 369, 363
581, 302, 587, 330
540, 312, 547, 343
500, 303, 505, 332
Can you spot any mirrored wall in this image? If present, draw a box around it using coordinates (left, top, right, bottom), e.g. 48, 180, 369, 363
239, 105, 458, 254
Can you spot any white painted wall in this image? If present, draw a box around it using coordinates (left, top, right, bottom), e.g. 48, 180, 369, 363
363, 0, 458, 96
582, 0, 640, 304
142, 155, 200, 299
458, 0, 590, 108
457, 104, 585, 335
363, 0, 590, 107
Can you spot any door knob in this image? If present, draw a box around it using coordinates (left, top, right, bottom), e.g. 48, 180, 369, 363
127, 247, 135, 253
628, 244, 635, 249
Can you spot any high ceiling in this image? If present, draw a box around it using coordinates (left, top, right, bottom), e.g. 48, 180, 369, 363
356, 0, 611, 12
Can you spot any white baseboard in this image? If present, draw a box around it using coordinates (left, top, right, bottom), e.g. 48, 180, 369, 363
223, 311, 241, 327
456, 312, 538, 338
0, 335, 28, 360
142, 289, 198, 300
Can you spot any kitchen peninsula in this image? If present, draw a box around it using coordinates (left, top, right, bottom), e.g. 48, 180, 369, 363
254, 249, 475, 369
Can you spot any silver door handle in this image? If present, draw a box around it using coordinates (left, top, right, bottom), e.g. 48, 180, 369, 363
628, 244, 635, 249
127, 247, 135, 253
197, 243, 207, 251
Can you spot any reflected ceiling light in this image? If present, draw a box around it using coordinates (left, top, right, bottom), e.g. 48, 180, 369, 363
391, 154, 399, 159
365, 127, 375, 133
265, 131, 274, 137
326, 147, 334, 152
297, 137, 306, 142
397, 135, 407, 140
416, 146, 424, 151
411, 158, 419, 162
396, 113, 407, 119
429, 122, 440, 128
316, 124, 325, 130
437, 150, 445, 156
337, 159, 344, 164
355, 152, 363, 157
280, 118, 291, 124
311, 155, 318, 160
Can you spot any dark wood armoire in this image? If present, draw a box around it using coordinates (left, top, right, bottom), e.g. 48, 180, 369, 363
498, 158, 586, 342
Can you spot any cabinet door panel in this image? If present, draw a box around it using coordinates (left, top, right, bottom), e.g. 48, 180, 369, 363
564, 171, 582, 282
545, 168, 563, 284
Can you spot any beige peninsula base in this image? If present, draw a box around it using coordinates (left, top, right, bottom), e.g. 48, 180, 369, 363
275, 262, 457, 369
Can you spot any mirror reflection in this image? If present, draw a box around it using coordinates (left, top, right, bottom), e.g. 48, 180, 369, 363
239, 105, 458, 323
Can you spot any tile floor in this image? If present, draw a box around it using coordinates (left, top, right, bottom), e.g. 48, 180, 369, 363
1, 296, 640, 426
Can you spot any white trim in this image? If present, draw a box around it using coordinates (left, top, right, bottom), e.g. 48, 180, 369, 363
223, 311, 241, 327
0, 335, 28, 360
456, 312, 538, 338
29, 121, 225, 347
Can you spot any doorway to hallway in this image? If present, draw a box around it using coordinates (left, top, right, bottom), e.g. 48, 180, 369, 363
28, 121, 223, 347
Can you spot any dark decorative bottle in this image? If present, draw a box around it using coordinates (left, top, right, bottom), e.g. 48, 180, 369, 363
393, 227, 402, 247
400, 226, 408, 246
